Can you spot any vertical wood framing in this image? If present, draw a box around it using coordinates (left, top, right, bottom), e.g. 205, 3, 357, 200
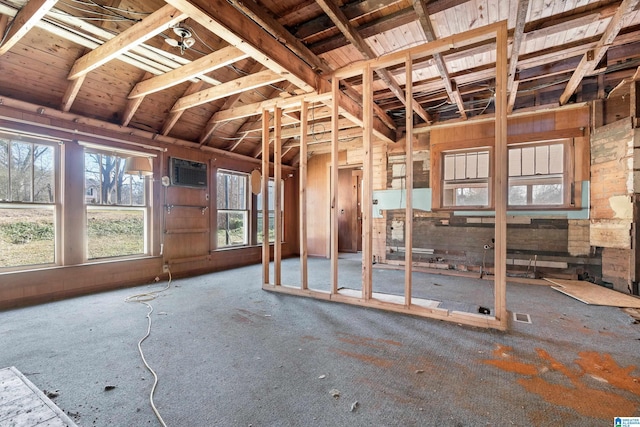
274, 107, 282, 286
262, 22, 510, 330
362, 65, 373, 301
493, 22, 508, 327
404, 56, 414, 308
300, 101, 309, 289
331, 77, 339, 294
261, 109, 270, 285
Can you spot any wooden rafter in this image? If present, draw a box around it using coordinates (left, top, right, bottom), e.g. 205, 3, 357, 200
0, 0, 58, 56
67, 5, 187, 80
507, 0, 530, 113
162, 81, 205, 135
316, 0, 431, 124
228, 0, 330, 74
412, 0, 466, 119
226, 0, 397, 132
122, 72, 153, 126
170, 70, 287, 113
199, 61, 266, 147
559, 0, 640, 105
128, 46, 248, 99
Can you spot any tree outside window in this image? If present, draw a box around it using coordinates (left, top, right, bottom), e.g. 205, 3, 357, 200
217, 171, 249, 247
84, 151, 148, 259
0, 136, 56, 268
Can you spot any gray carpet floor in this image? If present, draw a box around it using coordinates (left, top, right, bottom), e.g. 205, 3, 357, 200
1, 256, 639, 426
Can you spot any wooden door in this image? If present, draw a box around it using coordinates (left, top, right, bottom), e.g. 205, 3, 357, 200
337, 168, 362, 253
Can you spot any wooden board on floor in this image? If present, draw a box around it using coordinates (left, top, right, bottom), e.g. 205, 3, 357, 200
545, 278, 640, 308
0, 366, 77, 427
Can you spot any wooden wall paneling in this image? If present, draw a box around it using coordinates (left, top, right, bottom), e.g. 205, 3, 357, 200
362, 65, 373, 301
209, 160, 217, 253
331, 77, 339, 294
61, 141, 85, 265
404, 55, 413, 308
274, 107, 282, 286
494, 21, 508, 328
262, 109, 270, 285
300, 101, 309, 289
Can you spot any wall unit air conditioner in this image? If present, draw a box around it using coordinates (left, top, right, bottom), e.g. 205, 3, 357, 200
169, 157, 208, 188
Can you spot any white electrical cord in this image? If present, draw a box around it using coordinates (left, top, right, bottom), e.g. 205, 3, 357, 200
125, 269, 172, 427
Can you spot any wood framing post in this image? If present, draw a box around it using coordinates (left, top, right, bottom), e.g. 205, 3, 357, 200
404, 56, 413, 308
362, 65, 373, 301
300, 101, 309, 289
261, 109, 270, 285
331, 78, 339, 294
494, 21, 509, 327
274, 107, 282, 286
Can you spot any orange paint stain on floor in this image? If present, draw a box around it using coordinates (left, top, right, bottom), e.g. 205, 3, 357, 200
483, 345, 640, 420
332, 348, 394, 368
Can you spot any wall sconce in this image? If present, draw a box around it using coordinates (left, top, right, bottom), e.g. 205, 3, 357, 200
124, 156, 153, 177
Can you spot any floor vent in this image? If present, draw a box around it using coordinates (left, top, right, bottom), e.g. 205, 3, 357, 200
513, 312, 532, 324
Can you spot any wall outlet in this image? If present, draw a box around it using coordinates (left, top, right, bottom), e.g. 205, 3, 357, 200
163, 264, 169, 273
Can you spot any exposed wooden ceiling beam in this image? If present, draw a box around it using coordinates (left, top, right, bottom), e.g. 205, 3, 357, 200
559, 0, 640, 105
199, 61, 266, 146
128, 46, 248, 99
60, 74, 85, 112
412, 0, 466, 119
165, 0, 394, 143
315, 0, 431, 124
507, 0, 530, 113
0, 0, 58, 56
162, 81, 205, 135
309, 8, 416, 55
170, 70, 287, 113
67, 5, 187, 80
165, 0, 316, 92
228, 0, 330, 74
122, 72, 153, 126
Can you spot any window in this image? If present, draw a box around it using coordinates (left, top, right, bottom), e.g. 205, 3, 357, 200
217, 170, 249, 248
508, 142, 565, 206
442, 149, 490, 207
0, 134, 57, 268
257, 179, 284, 244
84, 150, 149, 259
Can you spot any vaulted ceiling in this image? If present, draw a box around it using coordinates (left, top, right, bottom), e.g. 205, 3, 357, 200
1, 0, 639, 165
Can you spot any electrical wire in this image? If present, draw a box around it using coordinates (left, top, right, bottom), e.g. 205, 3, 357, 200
124, 269, 173, 427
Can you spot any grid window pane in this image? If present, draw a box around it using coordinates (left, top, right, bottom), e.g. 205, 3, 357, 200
217, 171, 249, 248
84, 150, 150, 259
0, 207, 55, 268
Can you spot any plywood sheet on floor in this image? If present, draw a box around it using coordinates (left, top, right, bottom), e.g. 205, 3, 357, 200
545, 278, 640, 308
0, 367, 77, 427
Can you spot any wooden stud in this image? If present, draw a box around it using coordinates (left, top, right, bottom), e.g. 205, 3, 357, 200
274, 107, 282, 286
261, 109, 270, 285
362, 65, 373, 301
494, 21, 509, 328
404, 56, 413, 308
331, 77, 339, 294
300, 101, 309, 290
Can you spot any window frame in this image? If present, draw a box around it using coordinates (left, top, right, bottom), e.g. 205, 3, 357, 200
507, 139, 573, 208
82, 146, 152, 260
216, 169, 250, 249
432, 138, 576, 211
257, 178, 285, 244
0, 132, 59, 269
441, 147, 492, 209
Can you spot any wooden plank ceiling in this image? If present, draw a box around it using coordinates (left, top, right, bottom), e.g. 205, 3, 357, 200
1, 0, 639, 165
